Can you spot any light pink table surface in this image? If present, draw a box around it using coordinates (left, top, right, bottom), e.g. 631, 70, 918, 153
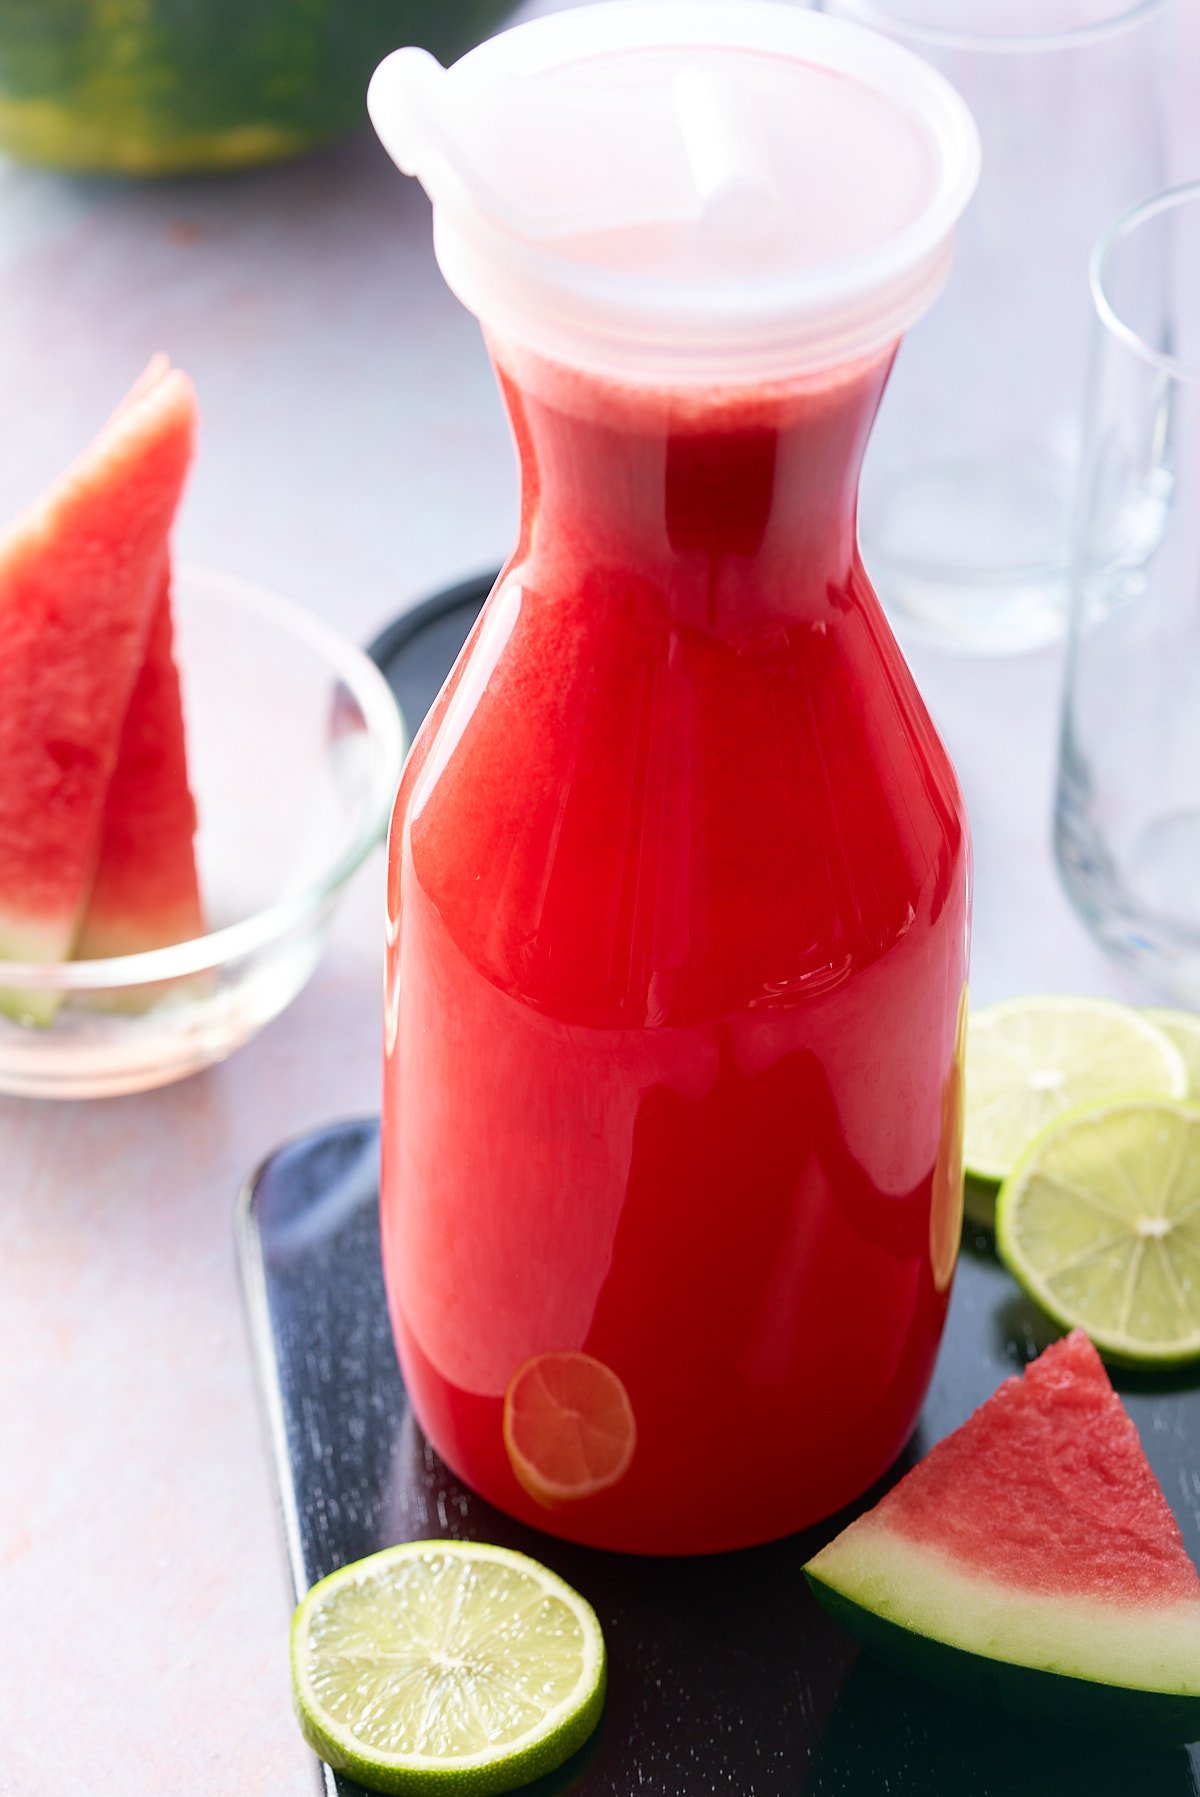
1, 4, 1197, 1792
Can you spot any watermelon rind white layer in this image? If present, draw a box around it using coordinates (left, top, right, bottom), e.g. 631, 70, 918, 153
0, 913, 73, 1026
806, 1527, 1200, 1740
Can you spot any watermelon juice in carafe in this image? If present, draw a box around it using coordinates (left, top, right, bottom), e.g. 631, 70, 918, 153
370, 2, 979, 1554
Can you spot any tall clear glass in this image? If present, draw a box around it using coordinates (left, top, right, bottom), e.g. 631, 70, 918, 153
822, 0, 1167, 653
1055, 183, 1200, 1005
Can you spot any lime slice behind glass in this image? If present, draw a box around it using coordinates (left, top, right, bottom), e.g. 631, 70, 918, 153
1144, 1007, 1200, 1097
995, 1098, 1200, 1368
503, 1350, 637, 1509
964, 996, 1187, 1186
291, 1540, 606, 1795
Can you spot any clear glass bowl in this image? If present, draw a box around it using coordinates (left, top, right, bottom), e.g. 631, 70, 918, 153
0, 567, 406, 1098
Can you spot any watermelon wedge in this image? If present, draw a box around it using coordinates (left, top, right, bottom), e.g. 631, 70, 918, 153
74, 567, 204, 960
805, 1330, 1200, 1740
0, 361, 196, 1019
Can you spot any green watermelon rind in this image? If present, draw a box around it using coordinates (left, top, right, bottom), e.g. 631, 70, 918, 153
0, 0, 515, 175
805, 1553, 1200, 1743
0, 914, 72, 1025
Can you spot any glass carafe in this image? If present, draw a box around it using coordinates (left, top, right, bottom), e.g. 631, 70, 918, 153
371, 1, 978, 1554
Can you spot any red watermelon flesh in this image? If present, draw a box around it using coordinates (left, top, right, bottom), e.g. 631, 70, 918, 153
0, 363, 196, 1015
874, 1328, 1200, 1602
74, 567, 204, 960
805, 1331, 1200, 1735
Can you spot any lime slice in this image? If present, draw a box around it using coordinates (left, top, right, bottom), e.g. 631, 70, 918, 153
503, 1351, 637, 1508
964, 996, 1187, 1185
995, 1098, 1200, 1367
291, 1540, 606, 1795
1144, 1007, 1200, 1097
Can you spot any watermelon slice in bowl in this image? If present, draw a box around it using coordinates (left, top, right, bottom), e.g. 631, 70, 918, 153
0, 566, 405, 1097
805, 1330, 1200, 1741
72, 567, 206, 965
0, 360, 198, 1016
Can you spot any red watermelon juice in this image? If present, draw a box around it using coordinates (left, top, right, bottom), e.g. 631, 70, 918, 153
381, 339, 970, 1554
370, 3, 979, 1552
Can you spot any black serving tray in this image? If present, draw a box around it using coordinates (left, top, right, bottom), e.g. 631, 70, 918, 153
237, 574, 1200, 1797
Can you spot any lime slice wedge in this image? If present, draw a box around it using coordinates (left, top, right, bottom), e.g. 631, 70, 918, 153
503, 1350, 637, 1508
291, 1540, 606, 1795
1144, 1007, 1200, 1097
995, 1098, 1200, 1367
964, 997, 1187, 1185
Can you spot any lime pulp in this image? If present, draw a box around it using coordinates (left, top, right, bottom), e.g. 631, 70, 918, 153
996, 1098, 1200, 1367
290, 1539, 606, 1795
964, 996, 1187, 1186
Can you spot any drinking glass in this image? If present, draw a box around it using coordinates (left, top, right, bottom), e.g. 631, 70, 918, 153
822, 0, 1167, 653
1055, 183, 1200, 1005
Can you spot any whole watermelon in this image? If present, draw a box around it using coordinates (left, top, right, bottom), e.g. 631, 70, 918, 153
0, 0, 515, 175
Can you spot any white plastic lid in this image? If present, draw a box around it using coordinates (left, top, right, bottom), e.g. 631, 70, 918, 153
369, 1, 979, 382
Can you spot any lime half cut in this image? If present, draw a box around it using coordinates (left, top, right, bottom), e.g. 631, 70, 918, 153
291, 1540, 606, 1795
996, 1099, 1200, 1367
964, 996, 1187, 1185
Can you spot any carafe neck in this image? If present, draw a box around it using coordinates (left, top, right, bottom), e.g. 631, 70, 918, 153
491, 341, 894, 628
